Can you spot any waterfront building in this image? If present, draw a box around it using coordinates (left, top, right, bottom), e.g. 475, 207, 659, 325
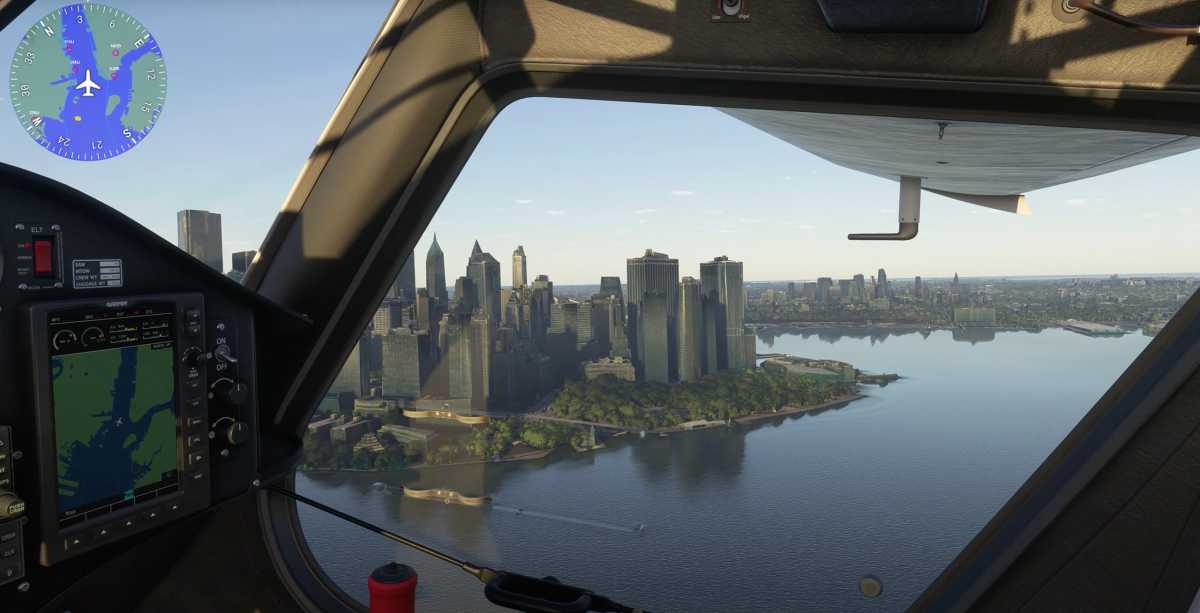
640, 291, 671, 383
1063, 319, 1125, 336
329, 333, 371, 398
381, 327, 433, 399
512, 245, 528, 289
330, 418, 373, 446
677, 277, 705, 381
627, 250, 679, 377
490, 341, 554, 407
787, 281, 798, 301
437, 311, 493, 411
426, 235, 448, 305
838, 279, 852, 302
306, 415, 341, 438
853, 274, 867, 303
701, 256, 754, 371
379, 424, 437, 452
954, 306, 997, 327
177, 209, 223, 271
802, 282, 817, 301
816, 277, 833, 305
353, 432, 386, 454
353, 398, 396, 420
876, 268, 890, 299
584, 356, 637, 381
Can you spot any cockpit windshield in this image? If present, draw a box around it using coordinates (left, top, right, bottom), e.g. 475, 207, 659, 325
4, 3, 1200, 611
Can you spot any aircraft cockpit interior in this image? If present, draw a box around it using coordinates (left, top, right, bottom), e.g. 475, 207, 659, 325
3, 1, 1200, 612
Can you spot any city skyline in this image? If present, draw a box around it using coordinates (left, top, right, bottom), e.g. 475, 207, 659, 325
2, 3, 1197, 279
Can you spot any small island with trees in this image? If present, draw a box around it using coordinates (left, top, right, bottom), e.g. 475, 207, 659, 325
300, 356, 896, 472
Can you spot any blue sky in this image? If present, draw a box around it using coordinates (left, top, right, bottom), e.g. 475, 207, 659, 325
3, 1, 1198, 285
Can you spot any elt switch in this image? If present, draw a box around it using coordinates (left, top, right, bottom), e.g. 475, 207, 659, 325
33, 237, 54, 276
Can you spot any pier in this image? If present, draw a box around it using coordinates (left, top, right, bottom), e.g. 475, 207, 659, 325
1062, 319, 1125, 337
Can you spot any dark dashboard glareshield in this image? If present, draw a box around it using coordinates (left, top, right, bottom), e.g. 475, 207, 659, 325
47, 304, 180, 526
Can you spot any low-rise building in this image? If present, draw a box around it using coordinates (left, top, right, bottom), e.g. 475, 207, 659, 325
379, 424, 438, 452
353, 398, 396, 420
583, 356, 637, 381
353, 432, 386, 454
331, 418, 374, 446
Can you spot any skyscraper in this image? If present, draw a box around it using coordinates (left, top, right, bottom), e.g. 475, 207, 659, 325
700, 256, 752, 371
549, 299, 598, 352
381, 327, 432, 399
453, 276, 477, 313
626, 250, 679, 312
231, 250, 256, 275
876, 268, 890, 299
816, 277, 833, 305
599, 295, 630, 359
372, 300, 410, 334
530, 275, 554, 343
440, 311, 492, 410
599, 276, 622, 300
914, 276, 924, 300
391, 251, 417, 302
512, 245, 528, 289
415, 289, 432, 332
640, 291, 670, 383
329, 333, 371, 398
426, 235, 448, 305
853, 274, 867, 303
627, 250, 679, 377
677, 277, 705, 382
467, 240, 502, 323
177, 210, 223, 271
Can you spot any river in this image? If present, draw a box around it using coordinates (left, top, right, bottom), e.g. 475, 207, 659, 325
295, 327, 1152, 612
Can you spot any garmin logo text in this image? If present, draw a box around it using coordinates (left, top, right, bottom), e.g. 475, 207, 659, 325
105, 301, 129, 308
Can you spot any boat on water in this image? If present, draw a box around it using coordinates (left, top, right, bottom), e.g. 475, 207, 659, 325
402, 486, 490, 507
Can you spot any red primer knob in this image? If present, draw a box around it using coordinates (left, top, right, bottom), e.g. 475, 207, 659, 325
368, 562, 417, 613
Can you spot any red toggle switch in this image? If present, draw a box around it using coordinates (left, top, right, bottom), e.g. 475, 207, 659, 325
33, 238, 54, 276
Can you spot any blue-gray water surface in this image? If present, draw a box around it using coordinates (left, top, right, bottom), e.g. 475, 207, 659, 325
296, 327, 1151, 612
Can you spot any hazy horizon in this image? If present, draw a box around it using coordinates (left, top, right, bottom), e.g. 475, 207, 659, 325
3, 1, 1197, 285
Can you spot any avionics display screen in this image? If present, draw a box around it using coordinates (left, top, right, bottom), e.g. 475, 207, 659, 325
47, 304, 181, 526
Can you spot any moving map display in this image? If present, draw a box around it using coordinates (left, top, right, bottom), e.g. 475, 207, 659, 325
49, 309, 179, 525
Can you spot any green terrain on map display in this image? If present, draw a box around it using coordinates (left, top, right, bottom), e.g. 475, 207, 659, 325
52, 342, 177, 514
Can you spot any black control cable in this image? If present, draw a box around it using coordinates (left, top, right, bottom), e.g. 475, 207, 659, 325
268, 486, 649, 613
1067, 0, 1200, 37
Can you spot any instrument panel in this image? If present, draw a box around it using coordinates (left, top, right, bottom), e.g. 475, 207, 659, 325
0, 163, 306, 610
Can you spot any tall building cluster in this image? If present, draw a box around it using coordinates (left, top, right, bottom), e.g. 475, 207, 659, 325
327, 240, 759, 413
753, 268, 979, 311
622, 250, 757, 384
